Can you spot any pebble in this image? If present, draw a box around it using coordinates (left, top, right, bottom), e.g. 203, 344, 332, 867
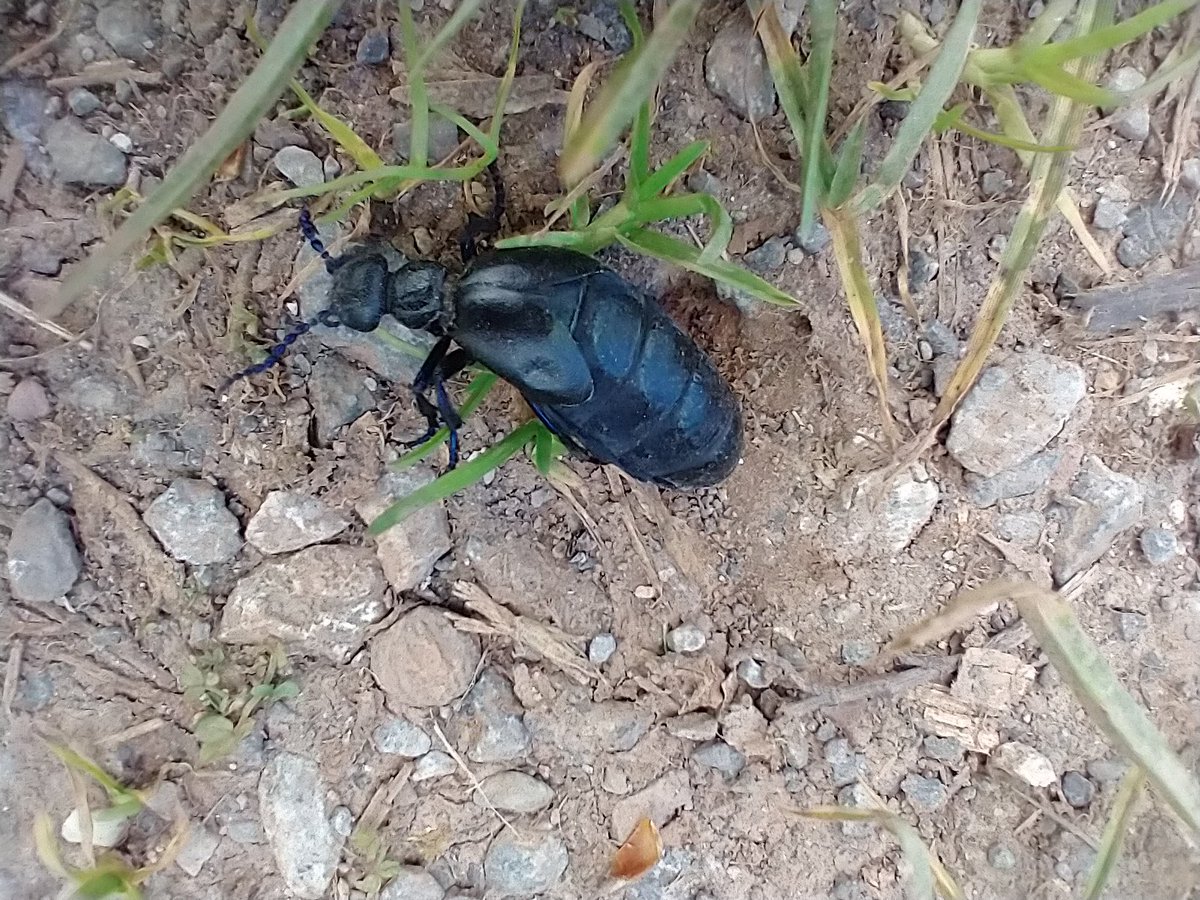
880, 469, 940, 552
245, 490, 349, 555
356, 26, 390, 64
109, 132, 133, 153
666, 623, 706, 653
768, 704, 810, 769
965, 449, 1062, 508
220, 545, 388, 662
483, 831, 568, 897
309, 355, 373, 443
835, 783, 875, 836
840, 641, 874, 666
1105, 68, 1149, 141
380, 866, 445, 900
907, 247, 939, 292
704, 9, 774, 120
691, 740, 747, 778
455, 668, 531, 763
744, 236, 788, 274
992, 741, 1056, 788
576, 4, 632, 52
1180, 158, 1200, 193
44, 117, 128, 186
373, 717, 432, 758
736, 658, 771, 689
66, 88, 102, 116
824, 737, 866, 787
1139, 526, 1181, 565
272, 145, 325, 188
665, 712, 719, 742
371, 606, 480, 708
411, 750, 456, 782
475, 771, 555, 814
4, 498, 83, 603
988, 843, 1017, 870
1113, 610, 1147, 642
794, 221, 831, 255
1051, 456, 1145, 584
175, 825, 220, 877
144, 479, 242, 565
900, 773, 949, 812
588, 632, 617, 665
1117, 192, 1193, 268
995, 510, 1045, 545
186, 0, 227, 43
392, 117, 460, 164
979, 170, 1008, 196
1092, 195, 1127, 231
609, 769, 693, 842
259, 752, 344, 900
6, 378, 51, 421
0, 81, 54, 178
946, 354, 1085, 476
95, 0, 157, 61
1060, 770, 1095, 809
356, 470, 451, 593
922, 735, 964, 764
1087, 758, 1127, 784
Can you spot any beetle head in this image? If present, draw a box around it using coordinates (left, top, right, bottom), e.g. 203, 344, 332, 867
326, 251, 389, 332
386, 260, 448, 332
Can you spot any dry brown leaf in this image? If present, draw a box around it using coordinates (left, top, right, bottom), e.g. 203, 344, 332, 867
609, 817, 663, 881
389, 71, 567, 119
215, 141, 248, 183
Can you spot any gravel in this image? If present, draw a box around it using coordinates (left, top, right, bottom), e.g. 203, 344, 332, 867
452, 668, 531, 763
309, 355, 373, 443
1113, 610, 1147, 642
992, 741, 1056, 788
44, 117, 128, 186
174, 825, 220, 877
665, 712, 719, 742
1139, 526, 1181, 565
744, 236, 788, 274
372, 717, 432, 758
1060, 771, 1095, 809
66, 88, 102, 116
1104, 68, 1149, 141
95, 0, 157, 61
1051, 456, 1145, 584
840, 641, 875, 666
258, 752, 344, 900
900, 773, 949, 812
356, 470, 451, 593
988, 843, 1018, 870
356, 26, 390, 65
144, 478, 242, 565
824, 738, 866, 787
588, 632, 617, 665
692, 740, 746, 778
380, 867, 445, 900
1092, 195, 1128, 231
922, 735, 965, 764
736, 658, 771, 688
666, 623, 706, 653
245, 490, 350, 555
793, 221, 831, 255
411, 751, 456, 782
475, 771, 555, 814
370, 606, 481, 708
5, 498, 82, 603
1116, 192, 1194, 268
483, 830, 569, 897
272, 145, 325, 188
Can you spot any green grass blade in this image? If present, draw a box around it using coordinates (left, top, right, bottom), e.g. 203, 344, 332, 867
636, 139, 709, 202
753, 3, 820, 182
854, 0, 981, 213
1120, 42, 1200, 104
630, 193, 732, 259
391, 372, 498, 470
57, 0, 339, 313
488, 0, 526, 146
399, 1, 430, 169
618, 228, 795, 306
560, 0, 701, 185
532, 424, 562, 475
937, 104, 1073, 152
1083, 766, 1148, 900
1027, 0, 1196, 66
1019, 0, 1078, 49
369, 420, 541, 533
619, 0, 652, 191
1023, 60, 1116, 105
801, 0, 837, 234
411, 0, 486, 71
827, 120, 866, 208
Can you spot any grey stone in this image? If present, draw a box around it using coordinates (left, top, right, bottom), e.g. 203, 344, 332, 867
66, 88, 102, 116
840, 641, 874, 666
0, 80, 52, 149
372, 606, 480, 709
380, 866, 444, 900
666, 623, 706, 653
979, 170, 1008, 196
1140, 526, 1181, 566
258, 752, 343, 900
744, 236, 788, 274
186, 0, 227, 43
483, 831, 568, 897
879, 470, 939, 552
411, 751, 456, 782
1086, 758, 1127, 784
922, 735, 964, 763
5, 499, 81, 603
824, 737, 865, 787
220, 545, 388, 662
907, 248, 939, 292
175, 825, 220, 877
14, 670, 55, 711
576, 4, 632, 52
588, 632, 617, 665
794, 221, 831, 255
456, 669, 531, 763
836, 783, 875, 836
356, 27, 390, 65
769, 704, 810, 769
900, 773, 948, 812
6, 378, 51, 421
1092, 196, 1127, 231
44, 117, 127, 186
330, 806, 353, 838
60, 374, 133, 417
1051, 456, 1144, 584
736, 658, 771, 689
705, 9, 774, 121
1105, 68, 1149, 141
988, 843, 1017, 870
1117, 192, 1193, 268
245, 490, 349, 555
691, 740, 746, 778
1060, 770, 1095, 809
144, 479, 242, 565
272, 145, 324, 188
965, 449, 1062, 508
392, 117, 460, 164
475, 771, 555, 814
356, 470, 450, 593
1113, 611, 1147, 641
95, 0, 157, 61
923, 320, 960, 356
665, 712, 719, 743
947, 354, 1085, 476
373, 717, 432, 758
1180, 158, 1200, 193
995, 511, 1045, 545
310, 355, 373, 443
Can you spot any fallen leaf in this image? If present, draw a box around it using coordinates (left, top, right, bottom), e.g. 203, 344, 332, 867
215, 141, 248, 182
389, 71, 567, 119
609, 817, 662, 881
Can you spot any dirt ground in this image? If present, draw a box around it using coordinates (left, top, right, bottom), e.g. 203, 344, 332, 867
2, 1, 1199, 898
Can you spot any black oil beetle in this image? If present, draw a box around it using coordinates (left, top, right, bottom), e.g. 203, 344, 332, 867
225, 170, 743, 488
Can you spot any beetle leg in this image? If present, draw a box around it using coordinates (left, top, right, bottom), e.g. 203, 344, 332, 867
412, 336, 452, 394
458, 161, 506, 263
434, 379, 463, 468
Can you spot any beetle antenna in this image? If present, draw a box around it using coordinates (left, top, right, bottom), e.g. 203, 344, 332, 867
299, 209, 341, 273
218, 309, 340, 396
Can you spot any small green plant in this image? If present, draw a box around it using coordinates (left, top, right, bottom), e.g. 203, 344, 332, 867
345, 827, 404, 897
181, 645, 298, 765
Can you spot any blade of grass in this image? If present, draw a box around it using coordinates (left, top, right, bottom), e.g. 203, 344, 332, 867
1082, 766, 1148, 899
1027, 0, 1196, 66
560, 0, 701, 185
391, 372, 498, 470
827, 120, 866, 207
564, 60, 602, 227
630, 193, 732, 259
619, 1, 653, 191
398, 1, 430, 169
854, 0, 981, 213
636, 139, 709, 202
370, 420, 541, 533
800, 0, 837, 236
57, 0, 339, 314
1019, 0, 1078, 49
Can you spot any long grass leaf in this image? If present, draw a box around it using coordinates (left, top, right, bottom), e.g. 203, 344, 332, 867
619, 1, 653, 191
391, 372, 498, 470
57, 0, 338, 313
488, 0, 526, 145
827, 120, 866, 207
1028, 0, 1196, 66
1019, 0, 1079, 49
1083, 766, 1148, 899
801, 0, 837, 233
1023, 60, 1116, 105
560, 0, 701, 185
636, 139, 709, 202
753, 3, 815, 181
399, 2, 430, 168
629, 193, 732, 259
855, 0, 981, 213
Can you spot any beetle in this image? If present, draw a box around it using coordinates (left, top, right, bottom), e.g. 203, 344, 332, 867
224, 172, 742, 488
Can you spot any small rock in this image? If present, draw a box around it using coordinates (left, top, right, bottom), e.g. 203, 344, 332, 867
995, 511, 1044, 545
979, 170, 1008, 196
744, 236, 788, 274
721, 701, 775, 762
527, 699, 651, 756
840, 641, 874, 666
220, 545, 387, 662
1051, 456, 1144, 584
66, 88, 102, 116
44, 117, 128, 186
835, 783, 875, 836
705, 9, 774, 120
59, 374, 133, 417
356, 26, 390, 64
245, 490, 349, 554
411, 750, 456, 782
1113, 610, 1147, 641
483, 831, 568, 897
992, 741, 1056, 788
794, 221, 831, 255
475, 771, 555, 814
768, 703, 811, 769
1180, 158, 1200, 193
1092, 195, 1127, 231
329, 806, 353, 838
380, 866, 445, 900
6, 378, 51, 421
1086, 758, 1127, 784
951, 648, 1036, 707
665, 712, 719, 742
907, 247, 939, 292
922, 735, 964, 763
588, 632, 617, 665
392, 117, 460, 163
373, 717, 432, 757
144, 478, 242, 564
609, 769, 693, 841
109, 132, 133, 153
824, 737, 866, 787
175, 825, 220, 877
947, 354, 1085, 476
371, 606, 480, 708
259, 752, 343, 900
923, 320, 960, 356
736, 658, 771, 688
60, 807, 128, 848
965, 449, 1062, 508
1139, 526, 1181, 565
691, 740, 746, 778
988, 843, 1017, 870
666, 623, 706, 653
455, 669, 531, 763
1060, 770, 1095, 809
5, 498, 81, 603
1117, 192, 1193, 268
356, 470, 451, 593
95, 0, 157, 61
185, 0, 227, 42
310, 355, 373, 443
272, 145, 325, 188
1105, 68, 1149, 141
900, 773, 948, 812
